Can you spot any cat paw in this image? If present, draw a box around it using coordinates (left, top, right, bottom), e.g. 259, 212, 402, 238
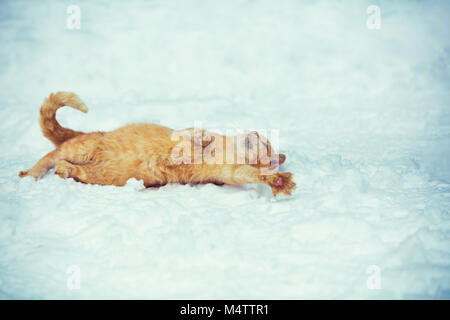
265, 172, 296, 196
18, 170, 29, 178
54, 161, 72, 179
19, 169, 42, 181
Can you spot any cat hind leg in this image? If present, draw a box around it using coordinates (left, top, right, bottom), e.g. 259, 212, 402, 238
19, 150, 59, 180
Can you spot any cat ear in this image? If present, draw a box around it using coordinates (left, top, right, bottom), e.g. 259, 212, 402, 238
246, 131, 259, 150
201, 131, 215, 148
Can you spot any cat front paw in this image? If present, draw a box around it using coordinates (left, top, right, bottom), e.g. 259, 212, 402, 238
265, 172, 296, 196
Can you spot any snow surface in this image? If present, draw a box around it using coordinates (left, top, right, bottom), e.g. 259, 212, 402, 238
1, 0, 450, 299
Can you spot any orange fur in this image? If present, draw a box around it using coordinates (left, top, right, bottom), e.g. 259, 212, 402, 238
40, 92, 88, 146
19, 92, 295, 196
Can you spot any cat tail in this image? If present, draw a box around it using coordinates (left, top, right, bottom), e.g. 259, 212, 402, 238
39, 92, 88, 146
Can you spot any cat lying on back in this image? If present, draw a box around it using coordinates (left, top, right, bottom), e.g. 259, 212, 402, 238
19, 92, 295, 196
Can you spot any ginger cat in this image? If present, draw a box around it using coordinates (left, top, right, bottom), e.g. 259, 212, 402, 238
19, 92, 295, 196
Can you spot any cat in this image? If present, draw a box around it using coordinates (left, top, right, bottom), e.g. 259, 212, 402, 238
19, 92, 295, 196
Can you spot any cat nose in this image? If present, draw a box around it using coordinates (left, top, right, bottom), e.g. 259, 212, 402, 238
279, 154, 286, 165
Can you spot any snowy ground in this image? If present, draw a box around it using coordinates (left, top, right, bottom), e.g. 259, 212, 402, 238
0, 0, 449, 299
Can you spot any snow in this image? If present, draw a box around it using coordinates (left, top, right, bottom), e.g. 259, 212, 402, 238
1, 0, 450, 299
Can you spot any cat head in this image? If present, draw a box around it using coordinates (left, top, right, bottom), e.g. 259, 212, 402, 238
237, 131, 286, 170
